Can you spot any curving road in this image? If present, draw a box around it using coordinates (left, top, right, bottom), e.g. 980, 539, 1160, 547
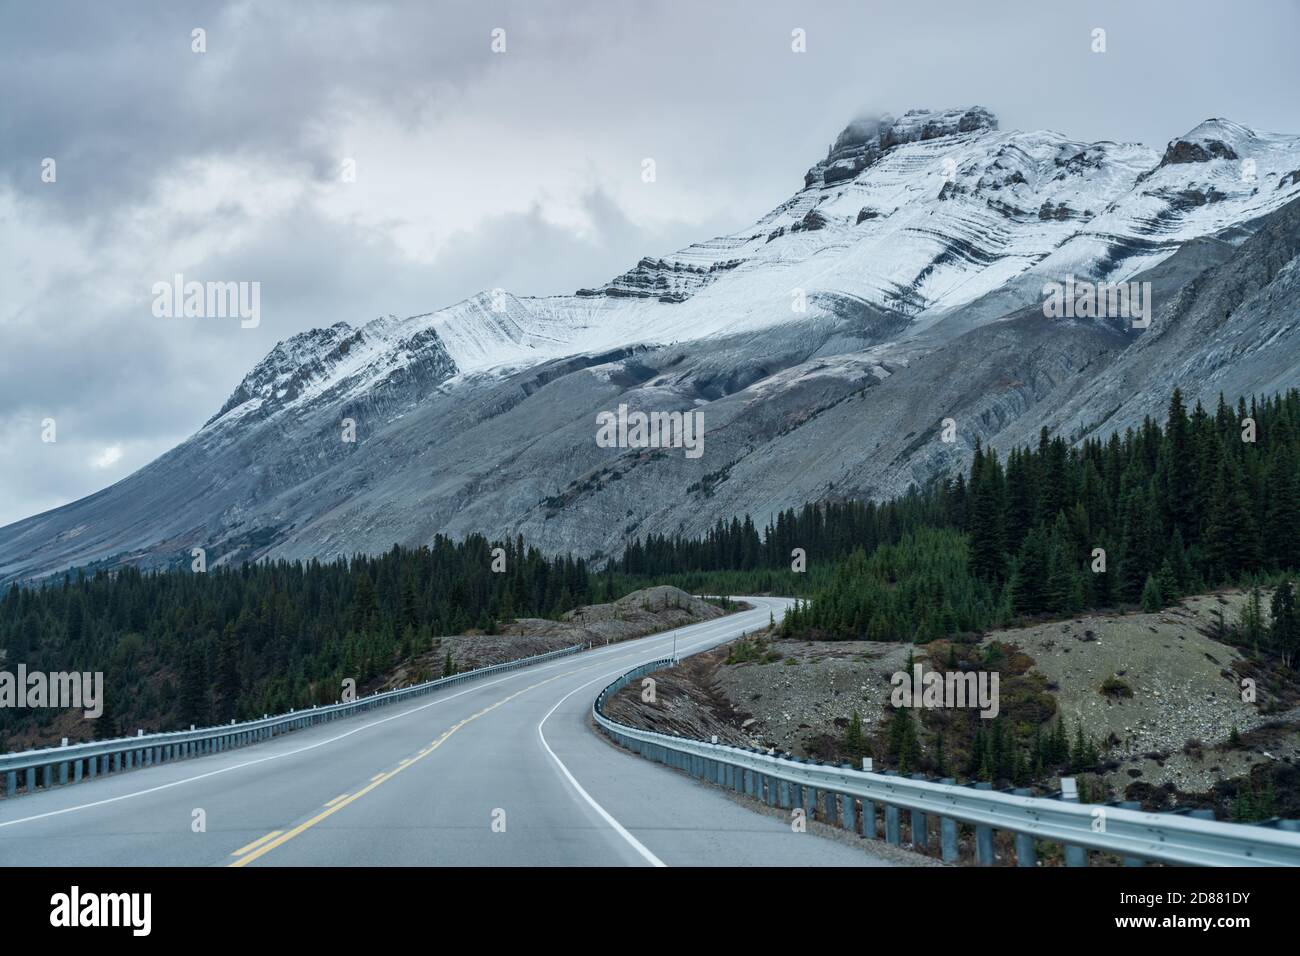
0, 597, 895, 867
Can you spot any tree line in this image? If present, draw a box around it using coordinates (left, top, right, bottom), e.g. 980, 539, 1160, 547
624, 388, 1300, 646
0, 534, 598, 746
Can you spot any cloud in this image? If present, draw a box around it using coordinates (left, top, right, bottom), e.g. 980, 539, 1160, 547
2, 0, 1299, 527
90, 445, 124, 470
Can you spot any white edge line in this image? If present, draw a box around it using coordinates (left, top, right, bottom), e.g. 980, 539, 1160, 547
538, 674, 668, 867
0, 657, 591, 830
0, 600, 773, 832
535, 597, 788, 868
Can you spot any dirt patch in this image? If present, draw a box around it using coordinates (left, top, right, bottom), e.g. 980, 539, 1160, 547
368, 586, 729, 692
986, 591, 1300, 795
606, 589, 1300, 818
609, 632, 912, 755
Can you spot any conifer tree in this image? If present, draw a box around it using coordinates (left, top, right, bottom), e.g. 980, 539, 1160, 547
1140, 574, 1163, 612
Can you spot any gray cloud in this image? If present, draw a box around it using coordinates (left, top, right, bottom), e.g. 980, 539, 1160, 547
2, 0, 1298, 526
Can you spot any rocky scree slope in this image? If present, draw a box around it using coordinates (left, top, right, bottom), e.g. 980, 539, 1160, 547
5, 108, 1300, 579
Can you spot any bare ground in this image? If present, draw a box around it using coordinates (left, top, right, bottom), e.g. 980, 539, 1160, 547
608, 589, 1300, 815
369, 586, 729, 692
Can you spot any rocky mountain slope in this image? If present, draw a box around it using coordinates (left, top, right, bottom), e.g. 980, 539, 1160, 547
5, 107, 1300, 580
605, 590, 1300, 820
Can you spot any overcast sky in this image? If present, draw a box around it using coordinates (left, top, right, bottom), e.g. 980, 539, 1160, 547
2, 0, 1299, 527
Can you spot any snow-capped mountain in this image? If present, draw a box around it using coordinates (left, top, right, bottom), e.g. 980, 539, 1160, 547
5, 106, 1300, 581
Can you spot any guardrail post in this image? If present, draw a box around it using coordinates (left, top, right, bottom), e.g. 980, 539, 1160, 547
1119, 802, 1145, 867
42, 764, 53, 789
72, 759, 83, 783
25, 767, 36, 792
89, 756, 98, 779
858, 758, 878, 838
5, 770, 15, 796
974, 782, 995, 865
885, 803, 901, 845
836, 767, 857, 832
909, 775, 928, 850
863, 795, 878, 839
1012, 789, 1036, 866
939, 778, 959, 862
113, 752, 121, 772
1059, 778, 1088, 866
766, 774, 777, 807
58, 760, 69, 785
778, 778, 791, 809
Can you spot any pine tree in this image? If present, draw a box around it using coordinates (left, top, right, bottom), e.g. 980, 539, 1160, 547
1013, 525, 1050, 615
888, 709, 920, 773
1270, 581, 1299, 667
842, 709, 867, 760
1265, 443, 1300, 570
1205, 455, 1261, 581
215, 629, 240, 723
1164, 388, 1196, 539
968, 444, 1007, 581
1155, 559, 1179, 606
1140, 574, 1163, 612
180, 644, 209, 727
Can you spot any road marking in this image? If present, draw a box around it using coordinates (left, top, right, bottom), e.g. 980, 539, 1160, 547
0, 599, 784, 856
228, 661, 616, 867
537, 674, 668, 867
0, 646, 631, 832
531, 600, 790, 868
223, 622, 751, 870
231, 830, 282, 857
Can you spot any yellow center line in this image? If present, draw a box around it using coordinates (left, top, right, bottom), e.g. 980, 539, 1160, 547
228, 658, 614, 867
226, 622, 734, 868
231, 830, 283, 857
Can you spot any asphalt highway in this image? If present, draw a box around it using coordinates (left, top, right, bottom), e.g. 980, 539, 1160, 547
0, 597, 895, 866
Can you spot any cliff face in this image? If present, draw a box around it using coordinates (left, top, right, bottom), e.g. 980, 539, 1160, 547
5, 107, 1300, 581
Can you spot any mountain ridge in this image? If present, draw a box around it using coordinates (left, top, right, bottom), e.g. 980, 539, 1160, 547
5, 105, 1300, 582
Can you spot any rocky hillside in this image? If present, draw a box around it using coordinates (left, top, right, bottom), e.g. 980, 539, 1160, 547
607, 589, 1300, 819
366, 586, 727, 694
5, 106, 1300, 581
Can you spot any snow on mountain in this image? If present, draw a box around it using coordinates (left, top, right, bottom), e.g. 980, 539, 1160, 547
204, 107, 1300, 434
9, 106, 1300, 583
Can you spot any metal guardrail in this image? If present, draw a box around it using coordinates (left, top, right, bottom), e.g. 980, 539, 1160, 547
593, 658, 1300, 867
1, 643, 584, 799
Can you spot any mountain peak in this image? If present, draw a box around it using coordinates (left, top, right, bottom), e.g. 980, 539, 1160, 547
808, 106, 997, 188
1160, 118, 1249, 167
